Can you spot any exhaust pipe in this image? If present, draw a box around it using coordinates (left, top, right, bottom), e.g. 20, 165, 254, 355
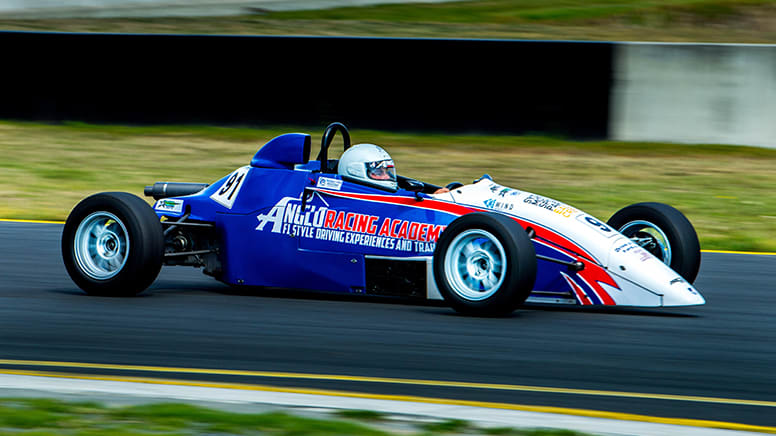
144, 182, 209, 200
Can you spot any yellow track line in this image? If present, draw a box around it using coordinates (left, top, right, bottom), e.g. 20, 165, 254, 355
0, 218, 65, 225
1, 218, 774, 256
0, 359, 774, 408
702, 249, 776, 256
1, 368, 774, 434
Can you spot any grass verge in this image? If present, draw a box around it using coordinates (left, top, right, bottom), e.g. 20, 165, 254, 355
1, 0, 776, 42
1, 120, 774, 251
0, 397, 591, 435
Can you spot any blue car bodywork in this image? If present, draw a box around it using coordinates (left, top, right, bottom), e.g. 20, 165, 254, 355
151, 128, 608, 305
153, 130, 471, 298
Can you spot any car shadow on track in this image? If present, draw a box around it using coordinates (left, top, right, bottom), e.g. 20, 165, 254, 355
197, 284, 702, 318
214, 283, 448, 306
525, 303, 700, 318
49, 283, 699, 318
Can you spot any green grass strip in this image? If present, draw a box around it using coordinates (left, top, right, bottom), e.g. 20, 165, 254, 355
264, 0, 772, 23
0, 397, 592, 435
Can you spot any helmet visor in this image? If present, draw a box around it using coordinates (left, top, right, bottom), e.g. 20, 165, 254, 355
366, 159, 396, 182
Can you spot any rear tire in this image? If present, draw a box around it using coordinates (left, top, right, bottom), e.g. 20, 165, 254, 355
607, 202, 701, 284
62, 192, 164, 296
433, 212, 536, 316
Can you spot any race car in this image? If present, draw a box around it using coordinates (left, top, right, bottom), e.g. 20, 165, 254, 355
61, 123, 704, 316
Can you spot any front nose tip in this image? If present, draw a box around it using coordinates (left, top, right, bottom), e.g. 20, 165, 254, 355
662, 284, 705, 307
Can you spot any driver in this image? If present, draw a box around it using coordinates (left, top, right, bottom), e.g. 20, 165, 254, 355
338, 143, 398, 191
338, 143, 449, 194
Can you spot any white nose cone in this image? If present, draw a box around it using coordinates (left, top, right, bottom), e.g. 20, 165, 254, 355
662, 278, 706, 306
607, 237, 705, 307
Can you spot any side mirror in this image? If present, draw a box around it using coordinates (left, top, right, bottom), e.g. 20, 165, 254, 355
404, 179, 424, 201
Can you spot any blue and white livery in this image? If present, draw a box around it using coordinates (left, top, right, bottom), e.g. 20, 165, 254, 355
61, 123, 704, 316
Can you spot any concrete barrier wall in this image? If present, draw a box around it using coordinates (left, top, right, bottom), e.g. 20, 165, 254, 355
610, 43, 776, 148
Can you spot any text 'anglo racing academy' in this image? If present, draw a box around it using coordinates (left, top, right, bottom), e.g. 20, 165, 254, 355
255, 197, 444, 253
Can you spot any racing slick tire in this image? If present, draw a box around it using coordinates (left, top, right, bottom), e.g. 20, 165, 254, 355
607, 202, 701, 284
433, 212, 537, 316
62, 192, 164, 296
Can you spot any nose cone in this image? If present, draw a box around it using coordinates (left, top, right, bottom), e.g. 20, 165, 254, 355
607, 237, 705, 307
662, 278, 705, 306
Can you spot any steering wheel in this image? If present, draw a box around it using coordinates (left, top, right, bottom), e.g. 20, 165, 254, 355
445, 182, 464, 190
316, 122, 351, 173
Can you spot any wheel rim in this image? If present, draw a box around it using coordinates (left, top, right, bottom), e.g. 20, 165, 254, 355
73, 211, 130, 280
444, 229, 506, 301
617, 220, 672, 265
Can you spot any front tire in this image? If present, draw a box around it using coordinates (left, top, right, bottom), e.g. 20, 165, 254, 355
607, 202, 701, 284
433, 213, 537, 316
62, 192, 164, 296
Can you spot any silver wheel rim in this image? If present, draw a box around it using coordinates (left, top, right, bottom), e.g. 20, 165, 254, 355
618, 220, 672, 265
444, 229, 506, 301
73, 211, 129, 280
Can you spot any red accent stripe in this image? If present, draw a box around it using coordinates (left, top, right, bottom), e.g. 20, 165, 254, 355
316, 187, 619, 304
575, 269, 616, 306
314, 189, 476, 216
506, 216, 618, 305
535, 240, 616, 305
562, 272, 592, 306
506, 216, 595, 262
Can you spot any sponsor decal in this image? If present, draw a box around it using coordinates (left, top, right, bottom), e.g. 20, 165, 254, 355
255, 196, 444, 253
317, 177, 342, 191
613, 240, 652, 261
155, 198, 183, 213
552, 205, 576, 218
211, 166, 250, 209
487, 183, 520, 197
523, 194, 576, 218
483, 198, 514, 211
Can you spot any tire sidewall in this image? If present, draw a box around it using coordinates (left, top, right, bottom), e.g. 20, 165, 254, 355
433, 212, 536, 316
607, 202, 701, 283
62, 192, 163, 296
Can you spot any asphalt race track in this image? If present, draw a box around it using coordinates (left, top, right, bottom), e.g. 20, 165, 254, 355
1, 221, 774, 428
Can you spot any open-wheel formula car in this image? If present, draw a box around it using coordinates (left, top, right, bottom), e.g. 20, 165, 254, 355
62, 123, 704, 316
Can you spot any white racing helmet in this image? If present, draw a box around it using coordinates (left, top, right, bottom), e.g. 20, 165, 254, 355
338, 143, 397, 190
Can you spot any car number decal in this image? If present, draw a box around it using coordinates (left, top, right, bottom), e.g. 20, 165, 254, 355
210, 166, 249, 209
577, 214, 617, 237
